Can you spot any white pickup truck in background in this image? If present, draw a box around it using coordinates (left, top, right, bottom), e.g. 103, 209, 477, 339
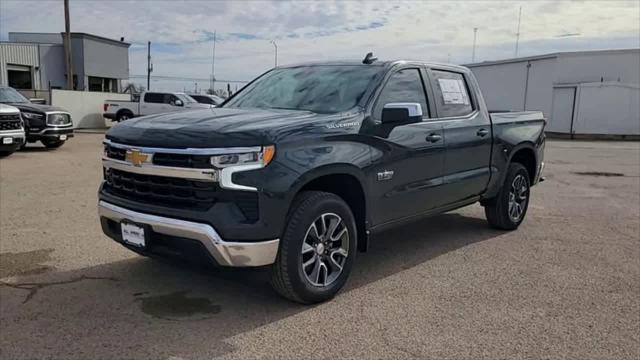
104, 91, 212, 122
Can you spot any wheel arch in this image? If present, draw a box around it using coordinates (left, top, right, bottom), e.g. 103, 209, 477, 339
507, 143, 537, 184
290, 165, 369, 252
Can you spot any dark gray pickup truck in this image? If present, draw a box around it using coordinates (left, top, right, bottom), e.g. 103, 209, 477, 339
98, 59, 545, 303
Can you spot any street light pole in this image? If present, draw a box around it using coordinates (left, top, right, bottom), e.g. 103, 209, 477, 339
472, 27, 478, 62
515, 6, 522, 57
270, 40, 278, 67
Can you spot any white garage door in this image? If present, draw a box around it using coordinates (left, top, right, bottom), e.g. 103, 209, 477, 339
550, 87, 576, 134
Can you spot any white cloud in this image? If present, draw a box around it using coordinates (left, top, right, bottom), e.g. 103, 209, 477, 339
1, 0, 638, 91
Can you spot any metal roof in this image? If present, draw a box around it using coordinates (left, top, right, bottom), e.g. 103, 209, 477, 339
464, 48, 639, 68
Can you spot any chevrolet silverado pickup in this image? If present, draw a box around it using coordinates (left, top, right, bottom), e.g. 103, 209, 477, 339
0, 86, 73, 149
104, 91, 212, 122
98, 59, 545, 304
0, 104, 25, 157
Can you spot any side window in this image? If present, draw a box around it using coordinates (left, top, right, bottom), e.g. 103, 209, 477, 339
431, 70, 474, 117
143, 92, 164, 103
374, 68, 429, 120
165, 94, 179, 105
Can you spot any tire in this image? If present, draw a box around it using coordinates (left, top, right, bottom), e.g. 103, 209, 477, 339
484, 163, 531, 230
0, 150, 15, 157
270, 191, 357, 304
116, 111, 133, 122
41, 139, 65, 149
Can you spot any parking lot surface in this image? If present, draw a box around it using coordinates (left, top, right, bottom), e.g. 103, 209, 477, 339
1, 135, 639, 359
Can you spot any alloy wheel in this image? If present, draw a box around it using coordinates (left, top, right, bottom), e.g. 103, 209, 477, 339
508, 174, 528, 222
301, 213, 349, 287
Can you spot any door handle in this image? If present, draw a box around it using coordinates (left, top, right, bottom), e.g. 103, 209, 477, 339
477, 128, 489, 137
426, 133, 442, 143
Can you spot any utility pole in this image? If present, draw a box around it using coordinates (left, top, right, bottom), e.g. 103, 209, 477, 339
270, 40, 278, 67
472, 27, 478, 62
211, 30, 216, 93
63, 0, 73, 90
515, 6, 522, 57
146, 41, 153, 90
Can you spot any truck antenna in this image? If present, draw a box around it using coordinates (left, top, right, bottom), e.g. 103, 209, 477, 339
362, 52, 377, 64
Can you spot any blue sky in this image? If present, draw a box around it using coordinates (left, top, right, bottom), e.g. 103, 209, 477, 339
1, 0, 639, 92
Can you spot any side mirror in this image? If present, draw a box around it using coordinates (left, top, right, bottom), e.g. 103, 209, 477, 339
381, 103, 423, 123
174, 99, 184, 107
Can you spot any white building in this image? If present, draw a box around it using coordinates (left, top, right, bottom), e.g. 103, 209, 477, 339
465, 49, 639, 138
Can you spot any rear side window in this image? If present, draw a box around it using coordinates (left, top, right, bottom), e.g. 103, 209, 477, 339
374, 68, 429, 120
431, 70, 473, 117
144, 93, 165, 103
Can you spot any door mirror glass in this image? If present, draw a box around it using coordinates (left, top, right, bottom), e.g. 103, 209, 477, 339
174, 99, 184, 107
381, 103, 423, 123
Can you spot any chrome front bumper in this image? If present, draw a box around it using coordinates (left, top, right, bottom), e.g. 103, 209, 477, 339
98, 201, 279, 267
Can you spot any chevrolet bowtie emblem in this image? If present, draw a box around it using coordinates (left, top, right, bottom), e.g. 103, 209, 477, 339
125, 149, 150, 167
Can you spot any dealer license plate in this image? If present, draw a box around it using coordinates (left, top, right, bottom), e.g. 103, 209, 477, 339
121, 222, 145, 247
59, 135, 67, 140
2, 138, 13, 144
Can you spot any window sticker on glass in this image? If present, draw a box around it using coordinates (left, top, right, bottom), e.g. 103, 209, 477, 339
437, 78, 469, 105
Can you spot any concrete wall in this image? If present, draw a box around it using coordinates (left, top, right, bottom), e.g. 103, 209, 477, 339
573, 82, 640, 135
556, 50, 640, 85
0, 43, 41, 88
468, 50, 640, 136
71, 37, 85, 90
38, 44, 65, 89
51, 89, 129, 128
82, 37, 129, 80
469, 61, 530, 112
9, 32, 63, 44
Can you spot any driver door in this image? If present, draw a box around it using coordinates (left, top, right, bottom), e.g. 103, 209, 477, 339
366, 67, 446, 226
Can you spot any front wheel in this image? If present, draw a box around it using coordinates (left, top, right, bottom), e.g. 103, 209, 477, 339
270, 191, 357, 304
0, 150, 16, 157
41, 139, 65, 149
484, 163, 531, 230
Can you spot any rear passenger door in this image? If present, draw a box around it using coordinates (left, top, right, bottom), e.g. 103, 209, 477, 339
427, 68, 492, 204
141, 92, 170, 115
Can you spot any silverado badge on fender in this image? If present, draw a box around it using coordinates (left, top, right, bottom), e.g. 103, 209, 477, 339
125, 149, 150, 167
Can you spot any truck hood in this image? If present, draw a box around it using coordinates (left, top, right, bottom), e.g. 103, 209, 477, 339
2, 102, 68, 114
106, 107, 359, 148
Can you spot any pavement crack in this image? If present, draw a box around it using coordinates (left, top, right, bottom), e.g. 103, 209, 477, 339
0, 275, 119, 304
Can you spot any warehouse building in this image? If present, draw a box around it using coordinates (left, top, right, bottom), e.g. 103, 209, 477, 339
0, 32, 130, 93
466, 49, 639, 138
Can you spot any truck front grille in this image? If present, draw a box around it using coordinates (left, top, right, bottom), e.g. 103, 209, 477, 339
105, 144, 126, 161
103, 169, 259, 221
152, 153, 212, 168
0, 121, 22, 131
104, 143, 212, 169
0, 115, 22, 130
104, 168, 217, 209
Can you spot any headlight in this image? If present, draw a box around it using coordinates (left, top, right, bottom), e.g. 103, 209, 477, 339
21, 112, 44, 120
210, 145, 275, 169
47, 113, 71, 126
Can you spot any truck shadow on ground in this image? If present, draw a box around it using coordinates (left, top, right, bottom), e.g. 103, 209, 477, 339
1, 211, 504, 359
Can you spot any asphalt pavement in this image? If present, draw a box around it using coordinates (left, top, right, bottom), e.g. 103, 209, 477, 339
1, 135, 638, 359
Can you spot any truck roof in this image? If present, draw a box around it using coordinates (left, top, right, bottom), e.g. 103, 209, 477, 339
279, 60, 470, 73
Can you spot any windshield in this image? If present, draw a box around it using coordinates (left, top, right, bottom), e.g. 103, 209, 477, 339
0, 87, 30, 103
224, 65, 382, 114
176, 94, 197, 103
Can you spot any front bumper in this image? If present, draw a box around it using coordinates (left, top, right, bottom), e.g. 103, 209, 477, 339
27, 126, 74, 141
0, 130, 25, 150
98, 201, 279, 267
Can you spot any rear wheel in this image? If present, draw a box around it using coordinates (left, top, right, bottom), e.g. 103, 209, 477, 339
270, 191, 356, 304
484, 163, 530, 230
41, 139, 65, 149
116, 111, 133, 122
